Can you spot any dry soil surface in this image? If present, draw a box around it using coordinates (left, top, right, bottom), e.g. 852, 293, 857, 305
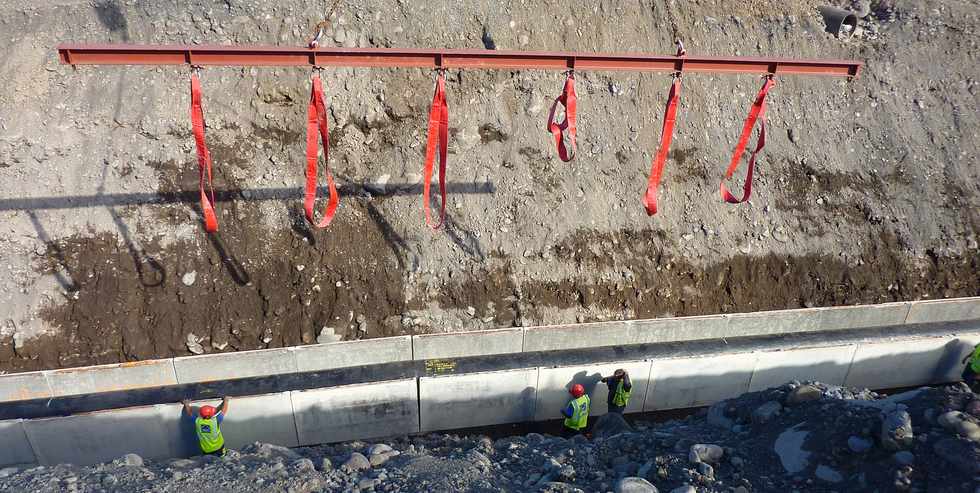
0, 0, 977, 371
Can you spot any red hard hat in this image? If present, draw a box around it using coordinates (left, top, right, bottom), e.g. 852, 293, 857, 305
570, 384, 585, 398
199, 405, 216, 418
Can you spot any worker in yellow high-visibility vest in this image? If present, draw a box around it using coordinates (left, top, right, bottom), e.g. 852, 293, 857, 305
962, 343, 980, 392
561, 384, 590, 438
182, 396, 231, 456
601, 369, 633, 414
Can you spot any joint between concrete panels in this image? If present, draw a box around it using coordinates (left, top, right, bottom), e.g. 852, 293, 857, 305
287, 390, 301, 447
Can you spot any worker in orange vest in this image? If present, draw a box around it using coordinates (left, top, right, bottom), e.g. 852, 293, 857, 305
182, 396, 230, 456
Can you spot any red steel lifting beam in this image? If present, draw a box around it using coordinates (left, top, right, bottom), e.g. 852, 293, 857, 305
57, 44, 862, 78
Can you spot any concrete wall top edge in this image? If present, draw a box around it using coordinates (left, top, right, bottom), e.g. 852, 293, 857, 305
413, 327, 523, 338
412, 328, 524, 360
5, 297, 977, 398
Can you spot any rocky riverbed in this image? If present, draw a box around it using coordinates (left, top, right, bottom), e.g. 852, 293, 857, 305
1, 381, 979, 492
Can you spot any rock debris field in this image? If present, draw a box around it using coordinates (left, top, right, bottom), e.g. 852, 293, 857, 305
2, 381, 979, 492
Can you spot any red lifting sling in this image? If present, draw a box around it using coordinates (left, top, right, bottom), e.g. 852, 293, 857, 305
642, 75, 682, 216
422, 72, 449, 230
720, 76, 775, 204
305, 73, 340, 228
547, 73, 577, 162
189, 72, 219, 233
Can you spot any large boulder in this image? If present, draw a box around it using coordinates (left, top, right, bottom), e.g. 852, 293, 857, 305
614, 477, 658, 493
689, 444, 724, 464
785, 384, 822, 405
342, 452, 371, 472
752, 401, 782, 425
881, 410, 914, 451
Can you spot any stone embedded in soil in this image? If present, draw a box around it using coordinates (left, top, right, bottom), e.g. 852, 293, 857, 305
185, 333, 205, 355
316, 327, 342, 344
181, 271, 196, 286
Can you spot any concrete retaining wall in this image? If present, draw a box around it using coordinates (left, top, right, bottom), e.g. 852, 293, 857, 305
3, 297, 976, 403
0, 297, 978, 467
419, 368, 537, 432
292, 378, 419, 446
0, 420, 36, 467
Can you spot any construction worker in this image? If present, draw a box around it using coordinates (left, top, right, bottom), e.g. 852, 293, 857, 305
962, 343, 980, 392
560, 383, 590, 438
601, 368, 632, 414
182, 396, 230, 456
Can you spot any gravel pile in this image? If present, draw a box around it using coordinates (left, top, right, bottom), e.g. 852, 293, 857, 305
2, 381, 978, 492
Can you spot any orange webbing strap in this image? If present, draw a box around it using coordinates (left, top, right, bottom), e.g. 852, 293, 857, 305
304, 73, 339, 228
422, 72, 449, 230
190, 72, 219, 233
642, 76, 682, 216
547, 73, 577, 162
721, 77, 775, 204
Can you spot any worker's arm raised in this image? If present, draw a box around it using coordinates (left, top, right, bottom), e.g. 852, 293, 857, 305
221, 396, 230, 416
181, 400, 192, 417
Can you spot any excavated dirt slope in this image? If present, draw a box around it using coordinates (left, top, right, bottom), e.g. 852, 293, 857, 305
0, 0, 977, 371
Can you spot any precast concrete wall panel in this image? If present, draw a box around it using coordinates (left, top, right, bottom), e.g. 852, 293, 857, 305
627, 315, 729, 345
0, 420, 36, 466
748, 345, 858, 391
534, 361, 651, 420
906, 298, 980, 324
173, 348, 298, 383
844, 335, 979, 389
419, 368, 537, 432
413, 329, 524, 360
293, 336, 413, 372
726, 309, 823, 338
291, 378, 418, 446
0, 371, 52, 403
24, 404, 182, 466
645, 352, 758, 411
188, 392, 299, 450
817, 303, 911, 331
46, 359, 178, 398
523, 322, 631, 352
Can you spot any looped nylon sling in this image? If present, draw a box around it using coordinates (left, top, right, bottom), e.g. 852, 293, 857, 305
190, 73, 219, 233
305, 73, 340, 228
547, 73, 577, 162
642, 76, 682, 216
720, 77, 774, 204
422, 72, 449, 230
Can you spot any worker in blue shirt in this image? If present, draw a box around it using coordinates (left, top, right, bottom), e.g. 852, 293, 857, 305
561, 384, 590, 437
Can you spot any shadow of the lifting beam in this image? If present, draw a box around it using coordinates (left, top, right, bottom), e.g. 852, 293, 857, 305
0, 182, 495, 211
